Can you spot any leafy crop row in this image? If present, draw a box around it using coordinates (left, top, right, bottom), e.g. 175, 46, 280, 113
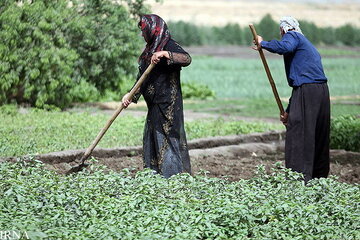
0, 105, 281, 157
0, 161, 359, 239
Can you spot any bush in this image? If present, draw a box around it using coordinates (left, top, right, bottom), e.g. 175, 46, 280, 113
181, 82, 215, 100
68, 0, 141, 94
330, 115, 360, 152
0, 1, 79, 108
0, 0, 147, 109
0, 161, 359, 239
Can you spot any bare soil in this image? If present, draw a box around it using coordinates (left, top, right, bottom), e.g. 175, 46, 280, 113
33, 132, 360, 184
79, 147, 360, 184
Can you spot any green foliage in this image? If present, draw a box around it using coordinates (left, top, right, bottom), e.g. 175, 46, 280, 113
168, 14, 360, 47
168, 21, 246, 46
0, 1, 78, 108
320, 27, 337, 45
185, 118, 280, 139
0, 105, 280, 157
330, 115, 360, 152
298, 20, 322, 45
0, 161, 359, 239
182, 56, 360, 99
0, 0, 145, 109
255, 14, 279, 41
167, 20, 207, 46
335, 24, 360, 46
219, 23, 244, 45
181, 82, 215, 100
69, 0, 140, 94
0, 107, 144, 157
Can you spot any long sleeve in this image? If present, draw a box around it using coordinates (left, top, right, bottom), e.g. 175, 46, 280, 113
261, 32, 299, 55
165, 40, 192, 67
167, 51, 192, 67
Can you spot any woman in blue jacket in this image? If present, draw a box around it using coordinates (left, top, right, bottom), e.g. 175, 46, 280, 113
253, 16, 330, 183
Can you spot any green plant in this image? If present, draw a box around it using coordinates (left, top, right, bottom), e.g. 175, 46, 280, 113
181, 82, 215, 100
330, 115, 360, 152
0, 1, 79, 108
0, 0, 149, 109
182, 56, 360, 99
0, 161, 359, 239
185, 118, 281, 139
0, 105, 281, 157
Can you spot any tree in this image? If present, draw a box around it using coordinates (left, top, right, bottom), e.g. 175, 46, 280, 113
335, 24, 359, 46
0, 1, 79, 108
256, 14, 279, 41
0, 0, 154, 108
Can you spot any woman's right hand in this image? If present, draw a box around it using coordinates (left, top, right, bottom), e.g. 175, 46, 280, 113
252, 35, 263, 51
280, 112, 289, 126
122, 93, 132, 108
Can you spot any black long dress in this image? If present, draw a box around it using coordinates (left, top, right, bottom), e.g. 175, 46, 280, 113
134, 39, 192, 178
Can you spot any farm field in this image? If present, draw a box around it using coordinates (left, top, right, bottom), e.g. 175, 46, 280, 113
1, 161, 359, 239
1, 44, 359, 239
1, 46, 359, 157
1, 1, 360, 239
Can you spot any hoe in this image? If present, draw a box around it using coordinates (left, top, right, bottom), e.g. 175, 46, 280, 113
249, 24, 285, 115
66, 63, 155, 174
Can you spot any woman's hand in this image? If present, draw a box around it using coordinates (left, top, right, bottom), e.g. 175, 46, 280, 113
122, 93, 132, 108
280, 112, 289, 126
151, 51, 170, 64
252, 35, 263, 51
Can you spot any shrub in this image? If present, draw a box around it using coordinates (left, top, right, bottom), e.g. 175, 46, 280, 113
68, 0, 141, 94
0, 0, 149, 109
330, 115, 360, 152
181, 82, 215, 100
0, 1, 79, 108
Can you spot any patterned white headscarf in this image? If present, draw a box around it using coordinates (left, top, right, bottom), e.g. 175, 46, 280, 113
280, 16, 303, 34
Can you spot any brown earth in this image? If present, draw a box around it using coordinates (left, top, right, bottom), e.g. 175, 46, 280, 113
6, 131, 357, 184
43, 144, 360, 184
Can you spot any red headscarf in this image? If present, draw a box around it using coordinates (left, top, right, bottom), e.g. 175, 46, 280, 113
138, 14, 171, 63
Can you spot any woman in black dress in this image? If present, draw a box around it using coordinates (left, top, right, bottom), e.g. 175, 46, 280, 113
122, 14, 192, 178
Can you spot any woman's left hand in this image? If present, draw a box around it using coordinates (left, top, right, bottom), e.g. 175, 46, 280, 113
151, 51, 170, 64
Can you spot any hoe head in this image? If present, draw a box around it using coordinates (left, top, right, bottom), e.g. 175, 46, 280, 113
65, 162, 90, 175
65, 154, 91, 175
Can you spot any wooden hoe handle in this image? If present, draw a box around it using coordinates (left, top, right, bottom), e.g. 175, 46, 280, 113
80, 63, 156, 163
249, 24, 285, 115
